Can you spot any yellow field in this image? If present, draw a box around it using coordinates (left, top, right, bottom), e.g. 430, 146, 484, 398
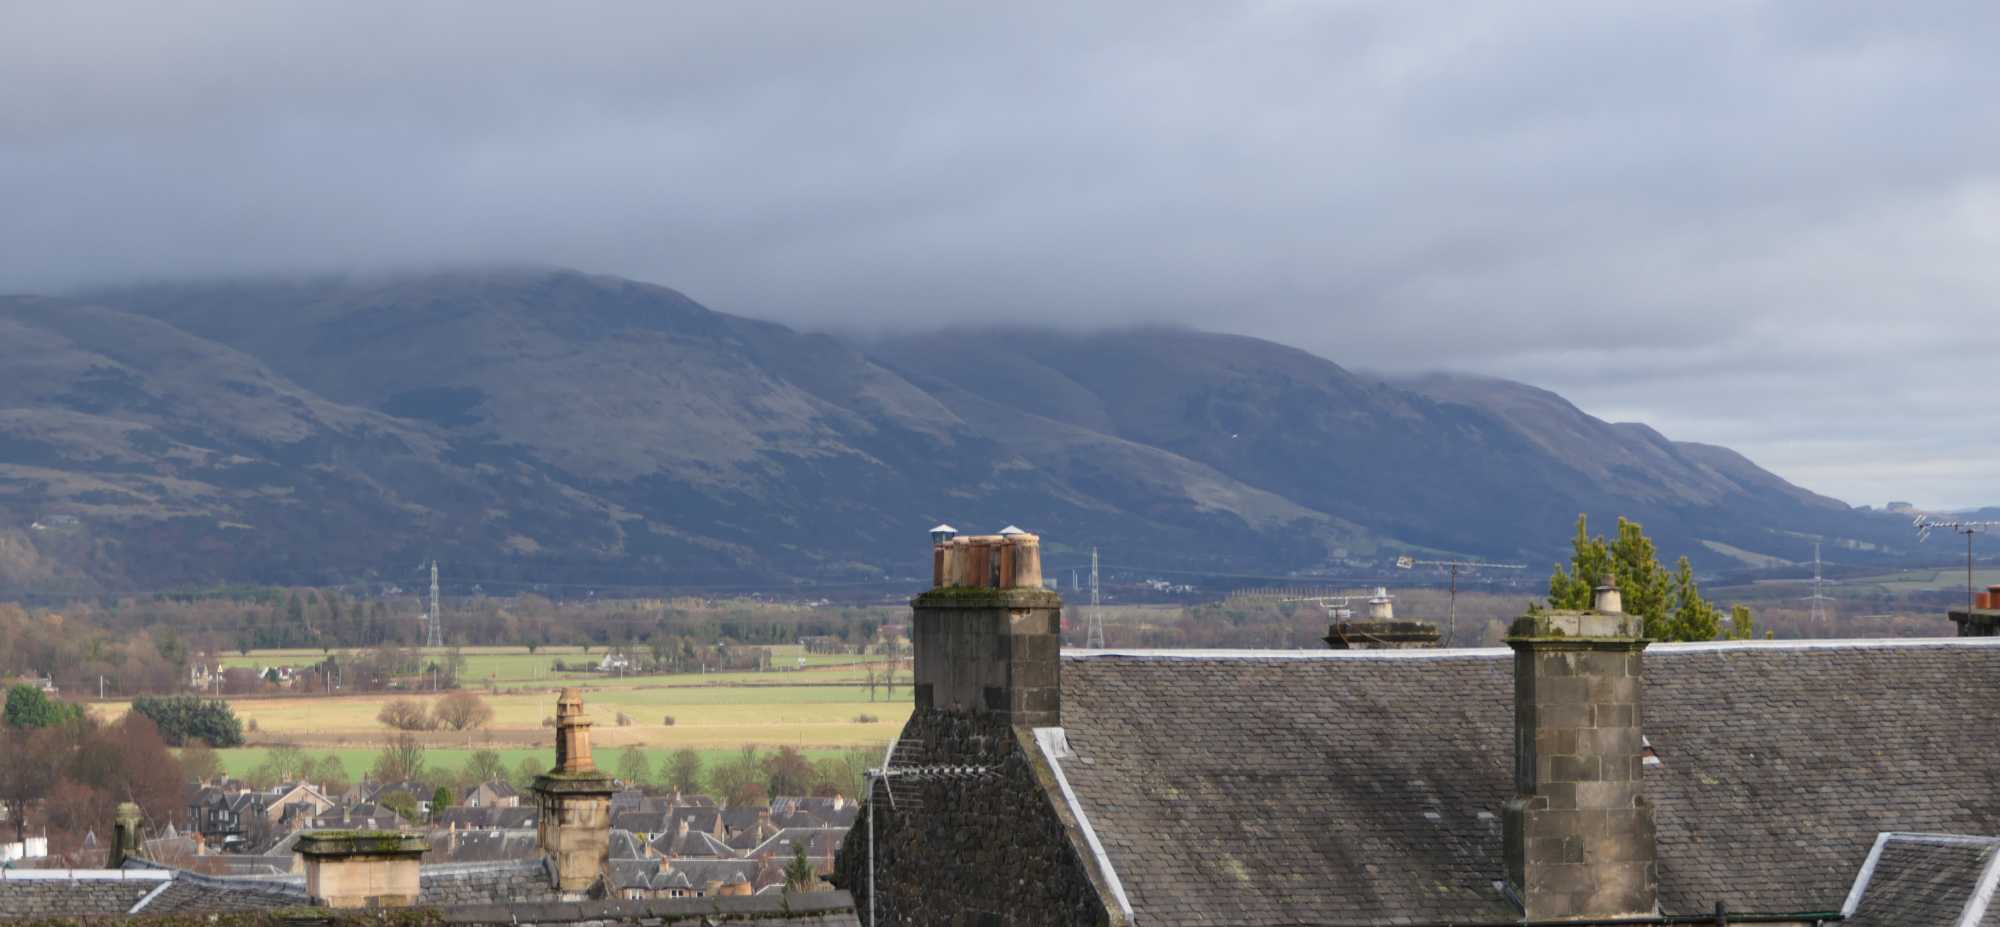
105, 645, 912, 754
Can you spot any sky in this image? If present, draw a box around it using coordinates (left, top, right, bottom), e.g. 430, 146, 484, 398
4, 2, 1998, 509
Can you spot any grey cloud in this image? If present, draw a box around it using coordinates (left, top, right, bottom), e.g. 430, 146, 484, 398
3, 0, 1996, 508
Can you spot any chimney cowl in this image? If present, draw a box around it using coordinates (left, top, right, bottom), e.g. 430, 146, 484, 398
1592, 574, 1623, 614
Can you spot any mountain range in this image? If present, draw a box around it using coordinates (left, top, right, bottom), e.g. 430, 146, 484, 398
0, 268, 1919, 595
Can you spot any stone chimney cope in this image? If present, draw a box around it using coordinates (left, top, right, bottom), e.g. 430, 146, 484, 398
297, 831, 428, 908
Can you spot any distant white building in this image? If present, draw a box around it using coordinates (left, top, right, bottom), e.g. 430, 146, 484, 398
0, 836, 48, 863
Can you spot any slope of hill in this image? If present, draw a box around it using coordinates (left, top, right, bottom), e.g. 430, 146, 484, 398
0, 268, 1915, 593
0, 294, 637, 592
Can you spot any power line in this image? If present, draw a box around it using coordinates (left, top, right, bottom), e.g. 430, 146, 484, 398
1803, 542, 1835, 625
1394, 556, 1526, 647
1086, 548, 1105, 649
425, 560, 443, 648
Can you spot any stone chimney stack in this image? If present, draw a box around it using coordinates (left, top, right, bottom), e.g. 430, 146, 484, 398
1325, 588, 1441, 650
1503, 584, 1657, 920
1949, 584, 2000, 636
533, 688, 617, 896
109, 803, 143, 869
914, 528, 1062, 726
297, 832, 428, 908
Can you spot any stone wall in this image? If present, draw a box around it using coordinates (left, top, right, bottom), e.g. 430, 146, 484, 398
834, 711, 1109, 927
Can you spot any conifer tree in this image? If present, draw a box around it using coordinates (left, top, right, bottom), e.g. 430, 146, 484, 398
1546, 514, 1757, 643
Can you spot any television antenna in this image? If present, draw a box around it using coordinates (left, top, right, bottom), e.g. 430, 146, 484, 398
1913, 515, 2000, 616
865, 734, 993, 925
1395, 556, 1526, 646
1802, 542, 1836, 624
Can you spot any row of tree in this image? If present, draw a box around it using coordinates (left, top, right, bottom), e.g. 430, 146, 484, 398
376, 691, 493, 732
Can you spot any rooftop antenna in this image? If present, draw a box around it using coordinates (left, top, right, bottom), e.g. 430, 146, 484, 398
425, 560, 443, 648
1395, 556, 1526, 646
1802, 542, 1835, 625
1086, 548, 1105, 649
1913, 515, 2000, 616
865, 733, 992, 925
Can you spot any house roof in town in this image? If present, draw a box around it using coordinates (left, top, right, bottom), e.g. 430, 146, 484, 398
434, 805, 537, 830
426, 828, 542, 864
1052, 639, 2000, 926
747, 828, 843, 860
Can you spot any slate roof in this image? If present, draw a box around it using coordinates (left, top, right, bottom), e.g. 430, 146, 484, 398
435, 890, 860, 925
434, 805, 538, 829
651, 829, 738, 859
418, 858, 563, 906
1842, 834, 2000, 927
0, 871, 164, 918
747, 828, 843, 861
721, 806, 766, 835
660, 858, 761, 889
1054, 639, 2000, 926
670, 807, 723, 835
314, 802, 407, 830
0, 868, 305, 919
426, 827, 541, 863
132, 873, 306, 914
614, 809, 669, 835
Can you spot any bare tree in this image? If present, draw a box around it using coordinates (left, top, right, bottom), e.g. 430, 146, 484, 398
433, 690, 492, 731
370, 733, 429, 783
376, 697, 435, 731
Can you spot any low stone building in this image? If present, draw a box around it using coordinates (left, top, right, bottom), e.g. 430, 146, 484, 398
837, 529, 2000, 925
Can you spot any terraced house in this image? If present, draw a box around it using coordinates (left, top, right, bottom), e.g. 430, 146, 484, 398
837, 529, 2000, 926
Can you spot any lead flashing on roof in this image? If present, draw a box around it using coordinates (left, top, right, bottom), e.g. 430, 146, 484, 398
1032, 727, 1133, 924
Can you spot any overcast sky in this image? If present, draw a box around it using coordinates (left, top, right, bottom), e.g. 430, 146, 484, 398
5, 2, 1997, 509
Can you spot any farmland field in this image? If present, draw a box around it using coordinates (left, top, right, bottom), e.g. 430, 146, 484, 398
120, 644, 911, 778
210, 745, 867, 783
214, 644, 881, 690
